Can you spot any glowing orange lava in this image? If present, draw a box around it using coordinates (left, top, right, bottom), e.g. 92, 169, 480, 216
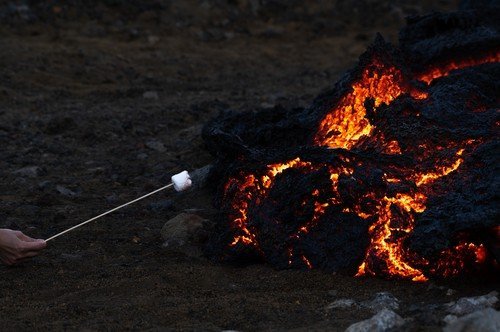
314, 61, 405, 149
432, 243, 488, 277
417, 53, 500, 85
221, 50, 498, 280
314, 59, 429, 150
227, 158, 315, 248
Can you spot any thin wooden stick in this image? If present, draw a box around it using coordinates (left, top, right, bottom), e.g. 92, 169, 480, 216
45, 183, 174, 242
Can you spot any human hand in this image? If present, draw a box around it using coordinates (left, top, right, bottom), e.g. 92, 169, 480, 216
0, 229, 47, 266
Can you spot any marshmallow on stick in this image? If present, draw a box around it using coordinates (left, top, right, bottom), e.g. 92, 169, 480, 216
45, 169, 196, 242
171, 170, 192, 192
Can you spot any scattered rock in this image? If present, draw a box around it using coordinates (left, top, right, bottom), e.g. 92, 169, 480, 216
13, 166, 44, 178
128, 28, 140, 39
345, 309, 405, 332
326, 299, 356, 310
447, 291, 498, 316
327, 289, 338, 297
447, 289, 457, 296
259, 102, 275, 108
87, 167, 106, 175
137, 153, 148, 160
147, 35, 160, 45
161, 213, 206, 255
56, 185, 78, 198
145, 140, 166, 152
38, 180, 53, 191
444, 314, 458, 324
142, 91, 159, 100
444, 308, 500, 332
361, 292, 400, 313
224, 31, 235, 40
4, 3, 36, 22
427, 283, 447, 291
106, 194, 119, 204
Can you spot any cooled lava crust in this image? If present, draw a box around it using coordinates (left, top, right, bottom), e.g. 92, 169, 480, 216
203, 8, 500, 281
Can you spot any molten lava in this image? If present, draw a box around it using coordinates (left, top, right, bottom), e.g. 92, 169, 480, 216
417, 53, 500, 85
314, 59, 427, 149
204, 13, 500, 280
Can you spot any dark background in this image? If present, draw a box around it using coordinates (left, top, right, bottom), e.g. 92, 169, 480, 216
2, 1, 497, 330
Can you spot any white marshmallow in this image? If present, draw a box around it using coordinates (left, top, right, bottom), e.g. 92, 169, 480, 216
171, 170, 192, 192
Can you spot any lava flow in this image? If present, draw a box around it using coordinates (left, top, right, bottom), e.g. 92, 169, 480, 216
203, 10, 500, 280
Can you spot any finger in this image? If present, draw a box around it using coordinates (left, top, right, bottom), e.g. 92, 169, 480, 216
20, 239, 47, 252
21, 251, 40, 259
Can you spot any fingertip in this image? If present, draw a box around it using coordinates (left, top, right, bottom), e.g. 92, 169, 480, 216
35, 239, 47, 248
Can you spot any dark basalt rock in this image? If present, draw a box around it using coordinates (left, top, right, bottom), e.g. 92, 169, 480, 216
202, 7, 499, 277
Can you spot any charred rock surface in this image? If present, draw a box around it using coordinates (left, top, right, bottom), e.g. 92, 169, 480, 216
203, 7, 499, 280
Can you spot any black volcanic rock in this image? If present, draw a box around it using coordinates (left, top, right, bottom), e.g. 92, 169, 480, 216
202, 7, 499, 278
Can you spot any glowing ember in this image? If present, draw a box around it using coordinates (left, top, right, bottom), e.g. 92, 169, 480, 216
417, 53, 500, 85
226, 158, 315, 248
314, 61, 404, 149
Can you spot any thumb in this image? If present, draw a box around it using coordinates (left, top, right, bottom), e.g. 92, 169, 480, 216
21, 239, 47, 251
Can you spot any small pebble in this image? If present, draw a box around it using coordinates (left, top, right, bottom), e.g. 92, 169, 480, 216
143, 91, 159, 100
56, 185, 78, 197
326, 299, 356, 310
145, 140, 166, 152
13, 166, 44, 178
446, 289, 456, 296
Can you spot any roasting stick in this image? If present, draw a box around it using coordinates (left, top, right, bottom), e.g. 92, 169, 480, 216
45, 170, 193, 242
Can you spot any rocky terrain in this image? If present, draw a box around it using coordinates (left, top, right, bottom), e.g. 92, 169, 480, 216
0, 1, 498, 330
